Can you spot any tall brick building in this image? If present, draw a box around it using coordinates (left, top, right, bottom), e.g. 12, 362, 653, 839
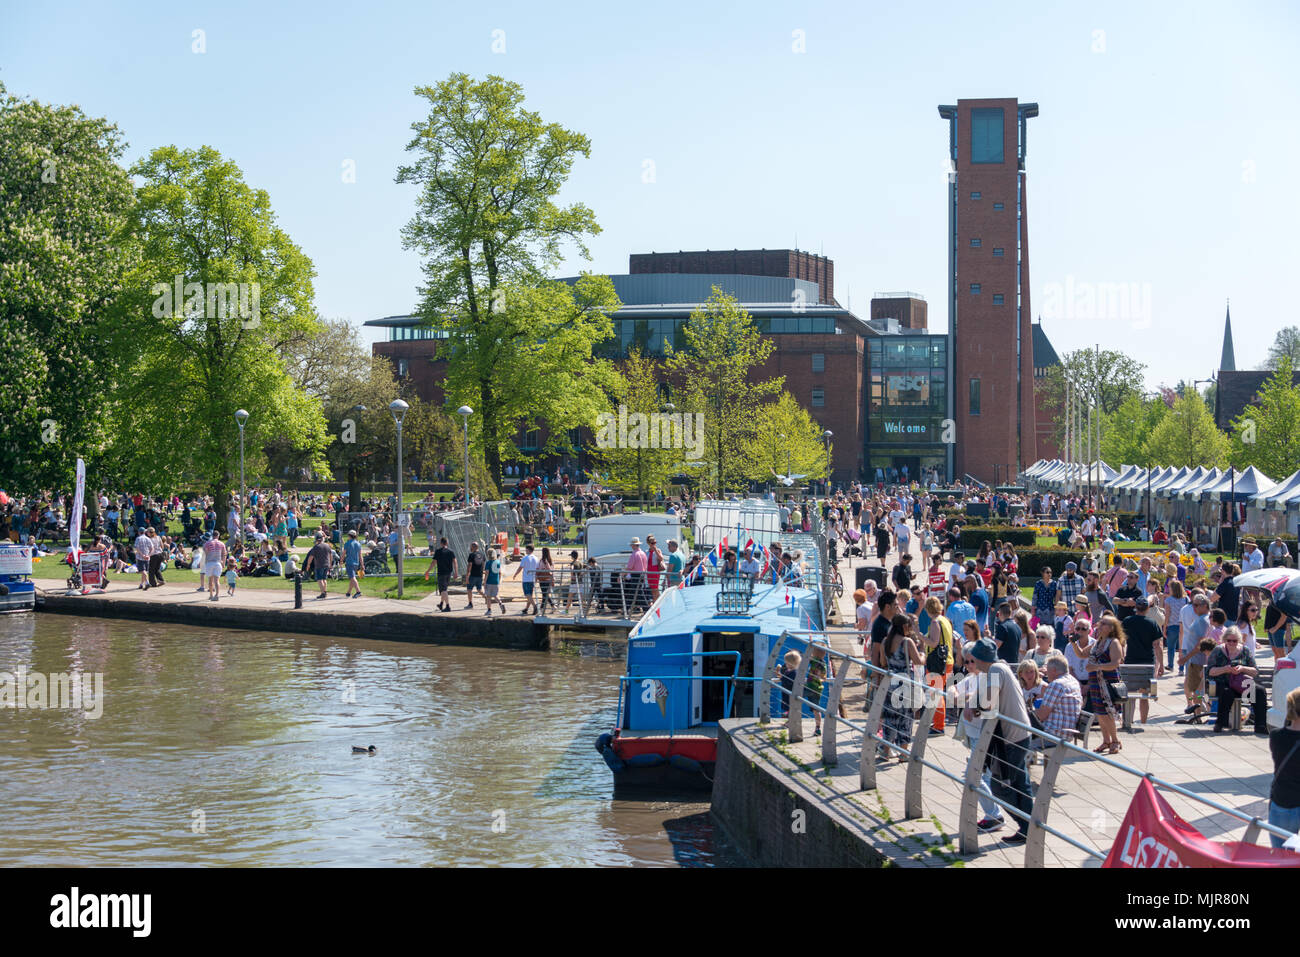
939, 98, 1039, 484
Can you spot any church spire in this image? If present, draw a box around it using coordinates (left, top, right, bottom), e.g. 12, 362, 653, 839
1219, 300, 1235, 372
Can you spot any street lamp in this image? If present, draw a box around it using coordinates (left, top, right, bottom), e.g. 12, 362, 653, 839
389, 399, 409, 598
234, 409, 249, 543
457, 405, 473, 507
822, 430, 833, 495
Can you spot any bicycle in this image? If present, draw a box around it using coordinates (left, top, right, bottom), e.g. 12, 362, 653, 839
828, 565, 844, 600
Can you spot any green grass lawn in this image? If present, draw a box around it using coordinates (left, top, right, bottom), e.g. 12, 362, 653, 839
28, 558, 441, 600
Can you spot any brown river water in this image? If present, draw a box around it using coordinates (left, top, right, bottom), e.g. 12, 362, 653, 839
0, 613, 744, 867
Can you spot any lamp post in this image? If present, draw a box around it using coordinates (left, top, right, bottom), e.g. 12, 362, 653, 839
457, 405, 473, 507
822, 430, 833, 495
235, 409, 249, 543
389, 399, 409, 598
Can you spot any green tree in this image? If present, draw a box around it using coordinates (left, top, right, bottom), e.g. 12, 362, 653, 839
114, 146, 330, 521
665, 288, 784, 494
1230, 357, 1300, 479
590, 349, 681, 499
0, 85, 137, 491
436, 275, 620, 474
743, 392, 829, 488
1145, 391, 1230, 468
1100, 393, 1169, 467
1037, 348, 1146, 452
396, 73, 608, 487
1265, 326, 1300, 372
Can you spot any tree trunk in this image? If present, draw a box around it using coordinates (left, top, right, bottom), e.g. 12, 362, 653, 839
347, 460, 362, 515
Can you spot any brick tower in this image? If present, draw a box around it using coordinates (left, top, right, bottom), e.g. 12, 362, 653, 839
938, 98, 1038, 485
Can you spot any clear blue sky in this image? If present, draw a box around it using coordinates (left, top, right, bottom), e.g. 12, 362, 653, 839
4, 0, 1297, 387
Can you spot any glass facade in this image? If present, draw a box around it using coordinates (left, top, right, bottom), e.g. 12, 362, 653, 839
387, 325, 448, 341
866, 335, 949, 478
599, 314, 837, 357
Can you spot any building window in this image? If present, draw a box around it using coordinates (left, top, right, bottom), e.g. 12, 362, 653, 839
811, 388, 825, 408
970, 238, 981, 247
993, 202, 1004, 210
992, 294, 1004, 305
812, 353, 825, 373
397, 359, 409, 378
969, 283, 981, 295
971, 108, 1004, 164
969, 378, 981, 416
970, 191, 982, 200
993, 247, 1004, 257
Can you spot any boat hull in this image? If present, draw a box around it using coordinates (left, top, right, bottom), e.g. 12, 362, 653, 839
596, 731, 716, 793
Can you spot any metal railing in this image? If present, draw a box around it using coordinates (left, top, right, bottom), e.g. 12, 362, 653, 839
751, 630, 1298, 866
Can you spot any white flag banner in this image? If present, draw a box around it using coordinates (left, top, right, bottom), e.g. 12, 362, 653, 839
69, 457, 85, 563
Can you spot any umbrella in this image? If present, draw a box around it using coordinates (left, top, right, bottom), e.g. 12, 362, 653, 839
1270, 576, 1300, 619
1233, 568, 1300, 592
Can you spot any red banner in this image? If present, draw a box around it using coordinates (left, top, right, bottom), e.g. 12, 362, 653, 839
1104, 779, 1300, 868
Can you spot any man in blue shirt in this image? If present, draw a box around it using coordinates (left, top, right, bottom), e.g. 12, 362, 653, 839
993, 602, 1023, 665
969, 578, 990, 634
343, 529, 363, 598
946, 587, 977, 639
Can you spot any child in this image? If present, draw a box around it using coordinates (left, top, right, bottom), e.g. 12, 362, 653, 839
1178, 637, 1216, 722
224, 558, 238, 596
482, 548, 507, 617
807, 644, 829, 737
1052, 600, 1074, 651
1207, 608, 1227, 645
778, 650, 800, 718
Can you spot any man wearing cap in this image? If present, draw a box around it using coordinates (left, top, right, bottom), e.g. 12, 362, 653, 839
1124, 596, 1163, 723
1179, 592, 1211, 674
963, 637, 1034, 845
1241, 538, 1264, 572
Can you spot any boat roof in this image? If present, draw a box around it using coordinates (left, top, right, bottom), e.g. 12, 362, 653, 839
628, 578, 823, 640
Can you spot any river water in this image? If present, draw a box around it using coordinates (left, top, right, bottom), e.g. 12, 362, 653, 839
0, 613, 744, 867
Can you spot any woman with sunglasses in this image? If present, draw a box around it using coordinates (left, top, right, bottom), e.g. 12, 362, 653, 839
1235, 601, 1260, 655
1083, 614, 1126, 754
1208, 626, 1263, 734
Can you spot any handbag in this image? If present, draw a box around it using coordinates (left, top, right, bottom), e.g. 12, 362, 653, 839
925, 641, 948, 675
1106, 678, 1129, 704
1228, 673, 1249, 694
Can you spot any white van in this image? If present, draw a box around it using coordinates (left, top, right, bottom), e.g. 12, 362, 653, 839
583, 513, 682, 560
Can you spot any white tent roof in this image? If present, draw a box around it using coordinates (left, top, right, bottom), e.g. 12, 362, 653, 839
1116, 467, 1150, 491
1254, 469, 1300, 507
1106, 464, 1139, 489
1180, 467, 1223, 499
1150, 466, 1190, 494
1204, 466, 1275, 498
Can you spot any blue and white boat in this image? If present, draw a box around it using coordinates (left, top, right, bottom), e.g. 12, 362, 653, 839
595, 500, 828, 791
0, 544, 38, 612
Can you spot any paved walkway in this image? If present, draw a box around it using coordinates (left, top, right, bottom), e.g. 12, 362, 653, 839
742, 517, 1280, 867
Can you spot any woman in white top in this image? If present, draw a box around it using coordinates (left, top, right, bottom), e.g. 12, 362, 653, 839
1064, 617, 1095, 683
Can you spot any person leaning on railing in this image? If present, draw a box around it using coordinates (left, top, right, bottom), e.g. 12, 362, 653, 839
963, 638, 1034, 845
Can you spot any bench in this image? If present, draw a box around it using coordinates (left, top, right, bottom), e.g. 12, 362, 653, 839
1224, 668, 1272, 731
1030, 709, 1094, 762
1119, 664, 1157, 731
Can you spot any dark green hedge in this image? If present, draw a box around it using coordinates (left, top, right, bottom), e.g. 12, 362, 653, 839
958, 526, 1037, 550
1013, 547, 1088, 578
